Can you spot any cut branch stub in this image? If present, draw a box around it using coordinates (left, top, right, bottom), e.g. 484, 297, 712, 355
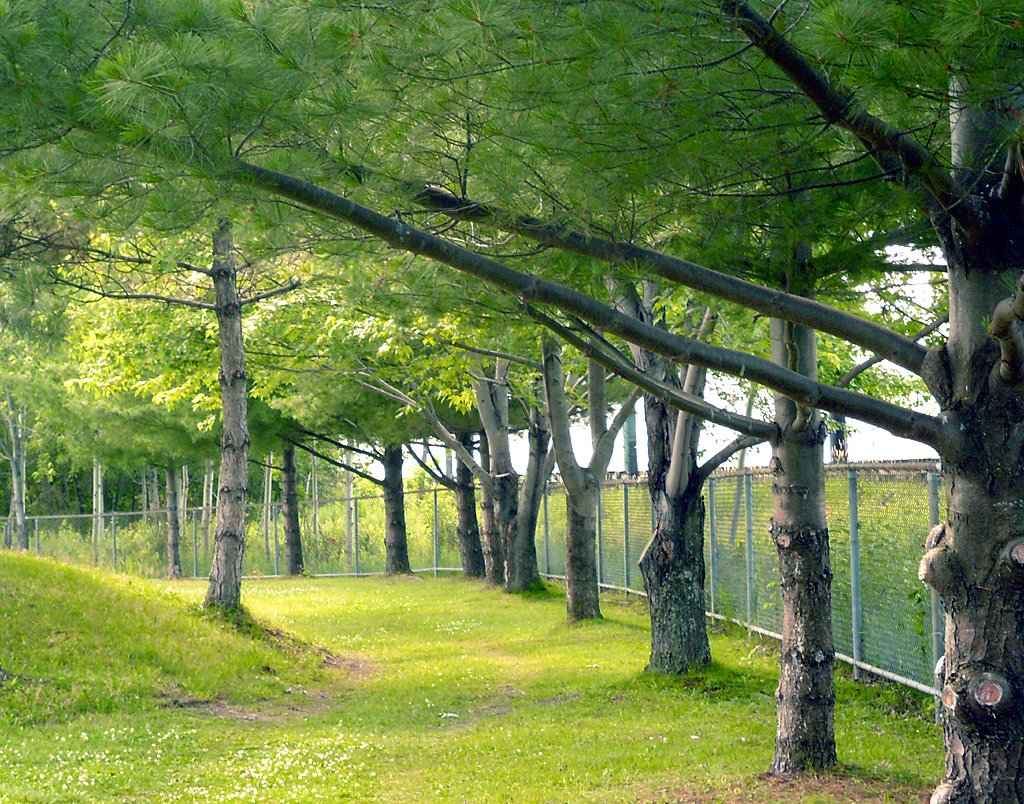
941, 665, 1015, 728
989, 298, 1024, 382
769, 522, 825, 552
919, 523, 966, 602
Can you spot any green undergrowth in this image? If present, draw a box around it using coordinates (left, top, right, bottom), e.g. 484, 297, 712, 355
0, 553, 941, 802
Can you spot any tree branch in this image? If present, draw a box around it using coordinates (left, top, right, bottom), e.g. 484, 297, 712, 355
288, 439, 382, 486
540, 336, 586, 495
837, 313, 948, 389
404, 183, 928, 373
234, 161, 946, 447
55, 277, 216, 310
696, 435, 768, 485
239, 279, 301, 307
718, 0, 984, 236
407, 442, 458, 490
356, 375, 493, 490
530, 306, 778, 441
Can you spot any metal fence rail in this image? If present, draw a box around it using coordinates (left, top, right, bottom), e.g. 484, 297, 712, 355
3, 460, 943, 695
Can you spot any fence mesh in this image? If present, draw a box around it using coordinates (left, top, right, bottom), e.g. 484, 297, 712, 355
5, 460, 943, 693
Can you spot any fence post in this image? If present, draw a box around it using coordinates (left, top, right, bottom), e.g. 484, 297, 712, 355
928, 470, 943, 681
353, 498, 360, 575
623, 484, 631, 590
433, 489, 440, 577
111, 515, 118, 572
273, 502, 280, 576
596, 484, 603, 586
745, 473, 754, 628
708, 477, 718, 616
34, 517, 39, 556
192, 510, 199, 579
848, 468, 863, 680
543, 486, 550, 576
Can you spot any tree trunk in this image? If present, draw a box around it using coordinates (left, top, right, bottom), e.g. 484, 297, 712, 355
147, 467, 161, 527
262, 457, 273, 562
924, 210, 1024, 802
507, 402, 546, 592
564, 473, 601, 621
382, 445, 411, 575
476, 428, 504, 585
281, 442, 304, 575
455, 431, 486, 578
165, 468, 183, 579
640, 484, 711, 673
768, 316, 836, 775
4, 401, 28, 551
204, 219, 250, 610
343, 459, 354, 566
201, 459, 213, 553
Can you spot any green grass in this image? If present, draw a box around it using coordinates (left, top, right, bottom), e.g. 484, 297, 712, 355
0, 552, 941, 802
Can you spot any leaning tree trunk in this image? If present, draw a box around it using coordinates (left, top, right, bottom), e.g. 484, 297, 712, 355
506, 403, 547, 593
165, 468, 183, 579
204, 219, 250, 610
768, 316, 835, 775
455, 431, 486, 578
280, 442, 304, 576
382, 445, 412, 575
477, 429, 505, 585
640, 483, 711, 673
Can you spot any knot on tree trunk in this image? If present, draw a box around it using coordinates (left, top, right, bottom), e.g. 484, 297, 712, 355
769, 523, 827, 551
919, 525, 966, 602
941, 664, 1015, 731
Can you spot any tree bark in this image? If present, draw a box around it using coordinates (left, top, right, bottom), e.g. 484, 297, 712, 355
768, 316, 836, 775
509, 400, 548, 593
924, 216, 1024, 803
201, 459, 213, 553
204, 219, 250, 610
165, 467, 183, 579
3, 399, 28, 551
477, 428, 504, 585
455, 431, 486, 578
564, 474, 601, 620
640, 485, 711, 673
382, 445, 411, 575
281, 442, 304, 576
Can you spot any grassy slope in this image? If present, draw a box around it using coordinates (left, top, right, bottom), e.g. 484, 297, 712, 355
0, 554, 941, 802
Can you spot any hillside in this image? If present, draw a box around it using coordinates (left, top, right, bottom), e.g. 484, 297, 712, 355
0, 553, 339, 728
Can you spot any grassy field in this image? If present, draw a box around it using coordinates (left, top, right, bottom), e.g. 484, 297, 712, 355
0, 552, 941, 802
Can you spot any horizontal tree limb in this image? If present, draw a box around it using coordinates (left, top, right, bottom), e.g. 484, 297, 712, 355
234, 161, 947, 449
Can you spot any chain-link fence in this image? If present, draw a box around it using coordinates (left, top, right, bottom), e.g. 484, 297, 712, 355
6, 460, 943, 695
538, 460, 943, 695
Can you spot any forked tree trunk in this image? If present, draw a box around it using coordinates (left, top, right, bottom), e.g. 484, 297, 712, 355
455, 431, 485, 578
640, 484, 710, 673
281, 442, 304, 576
165, 468, 183, 579
204, 219, 250, 610
382, 445, 411, 575
477, 429, 505, 585
768, 317, 835, 775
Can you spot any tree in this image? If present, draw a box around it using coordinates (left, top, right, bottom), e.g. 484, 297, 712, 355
6, 1, 1023, 794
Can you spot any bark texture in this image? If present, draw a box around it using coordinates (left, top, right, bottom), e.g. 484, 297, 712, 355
165, 468, 183, 579
382, 445, 412, 575
768, 317, 836, 775
204, 219, 250, 610
564, 477, 601, 621
476, 429, 505, 585
924, 212, 1024, 804
455, 431, 486, 578
3, 398, 28, 550
281, 442, 304, 576
640, 487, 711, 673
